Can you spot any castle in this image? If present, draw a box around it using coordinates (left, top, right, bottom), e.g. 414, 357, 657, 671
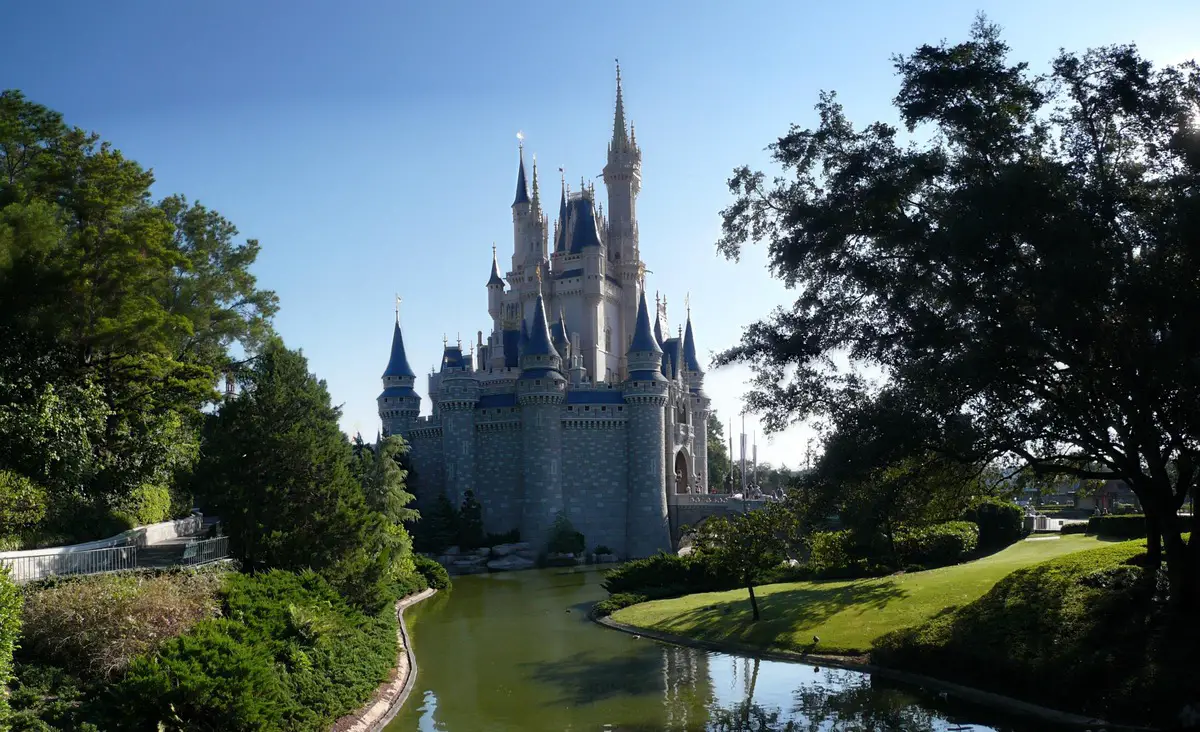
378, 68, 710, 558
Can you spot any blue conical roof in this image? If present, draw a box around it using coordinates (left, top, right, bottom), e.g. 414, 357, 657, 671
513, 149, 530, 207
628, 289, 663, 355
553, 182, 569, 253
683, 317, 702, 373
517, 317, 529, 357
653, 312, 664, 345
487, 248, 505, 287
524, 293, 559, 358
383, 320, 416, 378
567, 197, 602, 253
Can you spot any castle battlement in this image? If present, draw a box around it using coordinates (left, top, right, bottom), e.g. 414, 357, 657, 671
377, 67, 710, 558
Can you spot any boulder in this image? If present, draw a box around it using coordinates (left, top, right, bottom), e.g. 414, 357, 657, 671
487, 555, 536, 571
444, 545, 460, 555
476, 547, 491, 558
491, 543, 517, 557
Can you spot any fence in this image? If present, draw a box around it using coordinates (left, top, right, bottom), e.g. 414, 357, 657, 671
0, 545, 138, 584
182, 536, 229, 566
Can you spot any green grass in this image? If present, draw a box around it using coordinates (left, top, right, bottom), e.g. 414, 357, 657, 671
610, 535, 1104, 654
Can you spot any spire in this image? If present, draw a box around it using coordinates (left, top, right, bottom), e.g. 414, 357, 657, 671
487, 244, 504, 287
611, 60, 629, 152
524, 292, 559, 359
554, 169, 568, 253
653, 310, 664, 346
683, 296, 702, 372
531, 154, 541, 211
628, 287, 663, 356
382, 313, 416, 379
512, 140, 530, 208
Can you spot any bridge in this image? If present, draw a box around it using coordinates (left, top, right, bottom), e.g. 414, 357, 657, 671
666, 493, 773, 546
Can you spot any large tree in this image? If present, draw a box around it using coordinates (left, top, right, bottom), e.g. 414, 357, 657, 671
707, 413, 732, 493
716, 20, 1200, 604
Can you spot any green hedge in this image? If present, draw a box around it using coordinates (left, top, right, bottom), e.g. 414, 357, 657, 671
894, 521, 979, 567
0, 566, 20, 725
601, 552, 736, 598
1086, 514, 1148, 539
1060, 522, 1089, 534
413, 555, 450, 591
872, 539, 1196, 726
593, 592, 648, 617
963, 498, 1025, 549
105, 569, 400, 731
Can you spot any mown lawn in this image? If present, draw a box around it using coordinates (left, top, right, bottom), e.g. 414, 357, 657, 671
610, 535, 1104, 654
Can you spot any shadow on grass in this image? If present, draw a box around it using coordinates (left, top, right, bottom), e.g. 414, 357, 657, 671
656, 580, 910, 651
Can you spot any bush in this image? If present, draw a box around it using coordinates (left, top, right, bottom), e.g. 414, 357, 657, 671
110, 482, 175, 527
484, 529, 520, 547
457, 491, 485, 549
18, 569, 224, 679
893, 521, 979, 567
107, 569, 401, 731
807, 530, 855, 575
593, 545, 614, 556
963, 498, 1025, 549
1, 566, 20, 725
1087, 514, 1148, 539
413, 555, 450, 591
0, 470, 47, 544
593, 592, 647, 617
547, 513, 585, 555
871, 540, 1196, 727
1061, 522, 1089, 535
602, 551, 736, 597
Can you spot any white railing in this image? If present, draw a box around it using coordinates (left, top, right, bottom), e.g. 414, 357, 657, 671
182, 536, 229, 566
0, 545, 138, 584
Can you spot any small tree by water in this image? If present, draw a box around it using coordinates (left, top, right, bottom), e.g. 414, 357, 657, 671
547, 513, 585, 556
695, 505, 791, 621
458, 491, 485, 549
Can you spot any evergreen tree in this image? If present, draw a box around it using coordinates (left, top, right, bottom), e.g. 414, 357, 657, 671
458, 490, 484, 549
707, 413, 731, 493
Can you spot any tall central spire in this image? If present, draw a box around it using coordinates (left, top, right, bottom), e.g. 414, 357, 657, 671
611, 60, 629, 152
513, 140, 530, 208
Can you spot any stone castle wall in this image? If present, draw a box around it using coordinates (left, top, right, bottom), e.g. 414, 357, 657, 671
561, 421, 629, 556
474, 423, 522, 534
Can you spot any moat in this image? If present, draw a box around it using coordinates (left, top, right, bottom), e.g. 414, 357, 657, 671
386, 568, 1065, 732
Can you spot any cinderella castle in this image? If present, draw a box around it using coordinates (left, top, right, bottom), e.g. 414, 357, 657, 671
378, 67, 711, 558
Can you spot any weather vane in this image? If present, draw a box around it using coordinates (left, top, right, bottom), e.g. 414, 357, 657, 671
395, 294, 402, 321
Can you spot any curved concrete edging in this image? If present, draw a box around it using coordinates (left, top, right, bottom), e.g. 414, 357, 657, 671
333, 587, 437, 732
592, 611, 1156, 732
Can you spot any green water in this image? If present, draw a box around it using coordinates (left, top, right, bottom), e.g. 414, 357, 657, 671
387, 567, 1052, 732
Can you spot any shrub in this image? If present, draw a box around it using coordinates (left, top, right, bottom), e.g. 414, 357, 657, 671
457, 491, 485, 549
593, 592, 647, 617
602, 551, 736, 597
0, 470, 47, 543
413, 555, 450, 591
593, 545, 614, 556
1, 566, 20, 725
1087, 514, 1148, 539
108, 569, 401, 731
413, 492, 459, 553
18, 569, 225, 680
111, 482, 174, 527
893, 521, 979, 568
1061, 522, 1089, 535
963, 498, 1025, 549
547, 513, 585, 555
484, 529, 520, 547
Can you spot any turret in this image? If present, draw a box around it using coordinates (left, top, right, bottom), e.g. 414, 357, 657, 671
378, 304, 421, 437
487, 244, 505, 333
437, 339, 479, 507
682, 309, 711, 493
624, 287, 670, 557
603, 62, 642, 264
553, 173, 568, 254
518, 282, 566, 550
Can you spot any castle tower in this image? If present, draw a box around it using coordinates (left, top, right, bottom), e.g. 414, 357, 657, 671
683, 309, 711, 493
378, 304, 421, 437
604, 63, 644, 379
511, 144, 535, 272
437, 341, 478, 507
624, 287, 671, 556
518, 282, 566, 546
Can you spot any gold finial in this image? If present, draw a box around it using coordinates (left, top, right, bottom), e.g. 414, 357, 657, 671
394, 293, 402, 322
443, 334, 448, 347
516, 130, 524, 149
535, 265, 543, 289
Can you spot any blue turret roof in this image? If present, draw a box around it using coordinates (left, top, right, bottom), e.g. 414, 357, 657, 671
513, 149, 530, 207
661, 337, 681, 378
628, 289, 663, 355
653, 312, 664, 346
524, 293, 559, 358
487, 248, 505, 287
683, 317, 702, 373
441, 345, 467, 371
553, 181, 569, 253
382, 320, 416, 378
568, 197, 603, 253
517, 318, 529, 358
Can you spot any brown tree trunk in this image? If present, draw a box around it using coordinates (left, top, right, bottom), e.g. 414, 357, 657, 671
1146, 513, 1162, 570
746, 582, 760, 621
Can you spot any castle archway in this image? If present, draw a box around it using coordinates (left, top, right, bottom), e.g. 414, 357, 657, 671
674, 450, 690, 494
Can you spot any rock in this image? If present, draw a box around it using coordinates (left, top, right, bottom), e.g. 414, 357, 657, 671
491, 543, 517, 557
510, 542, 531, 552
444, 546, 460, 555
487, 555, 536, 571
476, 547, 491, 558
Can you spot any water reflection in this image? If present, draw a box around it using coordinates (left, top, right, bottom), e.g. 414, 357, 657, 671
388, 568, 1054, 732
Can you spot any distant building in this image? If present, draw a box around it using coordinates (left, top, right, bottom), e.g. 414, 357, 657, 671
378, 67, 711, 558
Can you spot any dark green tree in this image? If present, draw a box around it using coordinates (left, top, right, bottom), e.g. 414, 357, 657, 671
413, 492, 459, 554
707, 413, 732, 493
193, 342, 390, 607
458, 490, 485, 550
716, 20, 1200, 605
694, 504, 792, 620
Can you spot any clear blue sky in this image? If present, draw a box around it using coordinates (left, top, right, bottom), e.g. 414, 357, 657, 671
4, 0, 1195, 466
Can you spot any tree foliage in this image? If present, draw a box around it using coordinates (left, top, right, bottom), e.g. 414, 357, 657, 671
707, 413, 732, 492
694, 504, 792, 620
716, 19, 1200, 604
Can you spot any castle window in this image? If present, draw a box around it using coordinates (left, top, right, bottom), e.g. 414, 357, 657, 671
601, 406, 607, 411
584, 406, 590, 411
